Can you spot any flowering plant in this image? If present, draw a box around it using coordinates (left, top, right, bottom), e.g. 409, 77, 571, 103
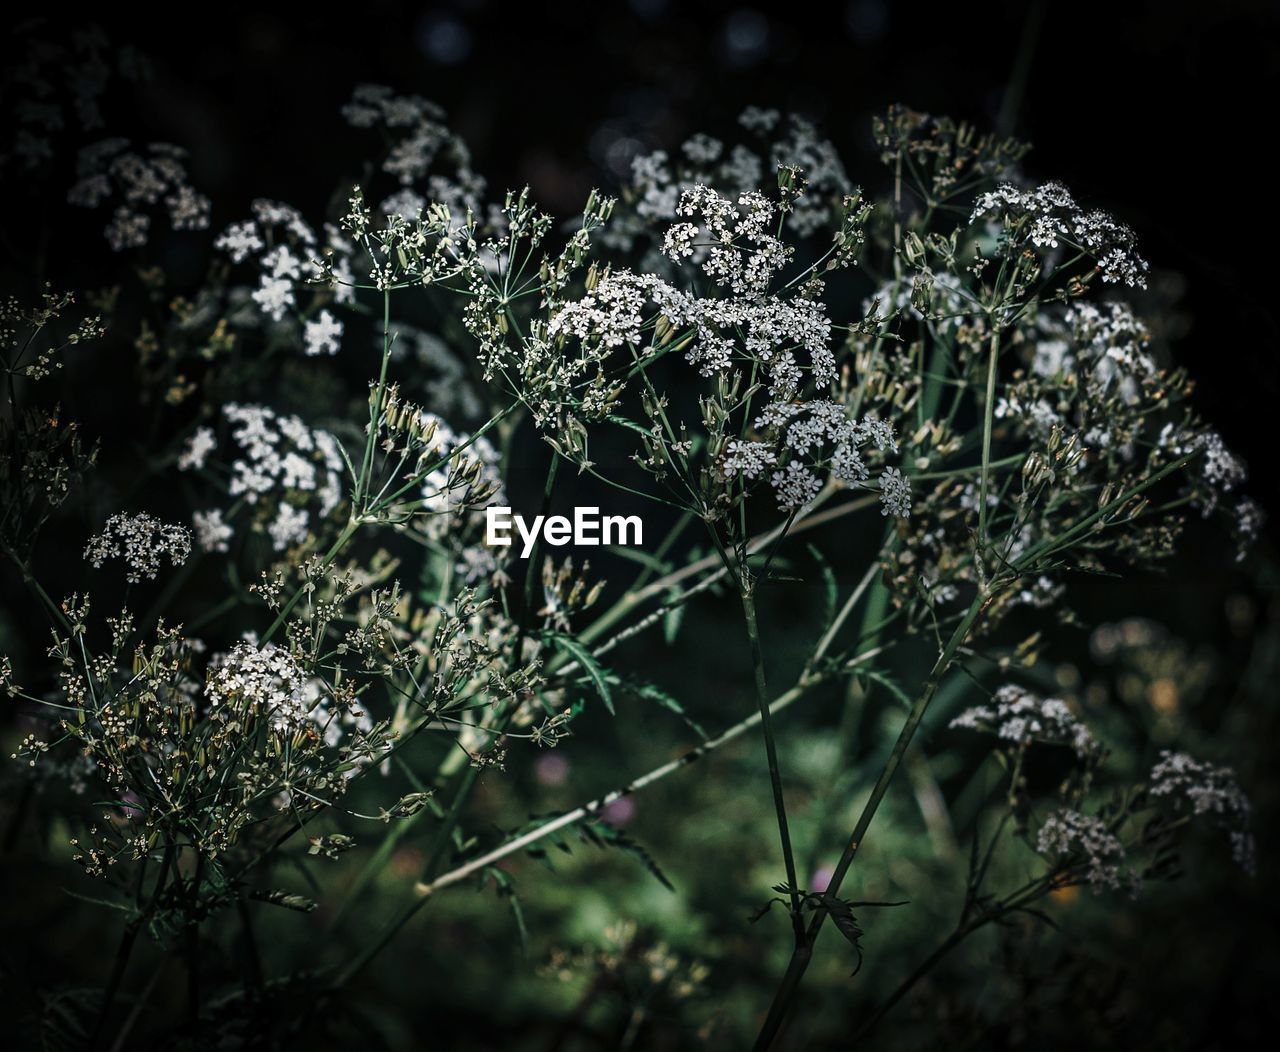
0, 42, 1264, 1050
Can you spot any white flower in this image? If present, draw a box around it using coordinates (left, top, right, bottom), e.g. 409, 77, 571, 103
662, 222, 699, 259
192, 509, 233, 553
1036, 809, 1136, 894
1232, 497, 1265, 562
970, 181, 1149, 289
85, 513, 192, 582
188, 404, 346, 552
303, 310, 343, 357
104, 207, 149, 251
178, 427, 217, 471
215, 220, 263, 263
681, 133, 723, 165
738, 106, 780, 133
1158, 425, 1248, 515
549, 272, 650, 348
951, 684, 1097, 759
721, 440, 776, 480
771, 460, 823, 510
68, 140, 208, 249
878, 467, 911, 518
267, 504, 310, 550
381, 188, 426, 221
166, 184, 211, 230
1149, 750, 1253, 873
206, 643, 312, 734
252, 275, 295, 322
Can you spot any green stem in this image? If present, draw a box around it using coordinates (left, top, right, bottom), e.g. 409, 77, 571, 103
354, 290, 393, 512
260, 518, 359, 644
978, 326, 1002, 549
90, 843, 174, 1049
996, 0, 1048, 138
753, 591, 988, 1049
417, 651, 883, 899
331, 450, 564, 990
741, 584, 806, 947
851, 924, 972, 1042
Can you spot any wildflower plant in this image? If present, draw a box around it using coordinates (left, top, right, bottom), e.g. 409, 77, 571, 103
0, 49, 1265, 1051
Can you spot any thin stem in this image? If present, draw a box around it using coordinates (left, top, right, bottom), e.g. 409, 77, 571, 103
851, 925, 971, 1042
331, 450, 564, 989
237, 897, 263, 1002
90, 844, 174, 1049
261, 518, 358, 644
978, 326, 1002, 548
417, 646, 885, 899
565, 489, 873, 662
184, 852, 205, 1028
753, 591, 989, 1049
810, 562, 879, 670
106, 953, 170, 1052
91, 922, 144, 1050
741, 584, 806, 946
354, 289, 393, 511
996, 0, 1048, 138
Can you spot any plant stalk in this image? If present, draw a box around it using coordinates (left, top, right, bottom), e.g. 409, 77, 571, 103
741, 583, 806, 947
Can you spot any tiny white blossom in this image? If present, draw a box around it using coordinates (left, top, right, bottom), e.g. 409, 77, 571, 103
1149, 750, 1254, 873
303, 310, 344, 357
951, 684, 1097, 759
215, 220, 263, 263
878, 467, 911, 517
1036, 809, 1137, 894
85, 513, 192, 582
192, 509, 233, 553
177, 427, 217, 471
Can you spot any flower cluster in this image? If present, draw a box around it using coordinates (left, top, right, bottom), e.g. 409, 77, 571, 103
1036, 808, 1137, 894
971, 180, 1149, 288
179, 403, 346, 552
951, 684, 1097, 759
745, 399, 903, 512
1, 26, 149, 172
206, 641, 313, 733
662, 185, 792, 297
84, 512, 191, 582
68, 139, 210, 250
871, 105, 1029, 200
1157, 424, 1248, 514
618, 108, 850, 251
215, 198, 355, 351
1149, 750, 1254, 872
205, 640, 377, 753
341, 84, 485, 220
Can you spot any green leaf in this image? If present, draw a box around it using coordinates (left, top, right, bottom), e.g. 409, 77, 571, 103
807, 543, 838, 630
856, 667, 913, 711
61, 888, 135, 915
624, 678, 707, 741
548, 633, 615, 715
580, 818, 674, 891
662, 596, 685, 646
250, 889, 318, 913
607, 546, 670, 573
485, 867, 530, 956
818, 896, 866, 975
